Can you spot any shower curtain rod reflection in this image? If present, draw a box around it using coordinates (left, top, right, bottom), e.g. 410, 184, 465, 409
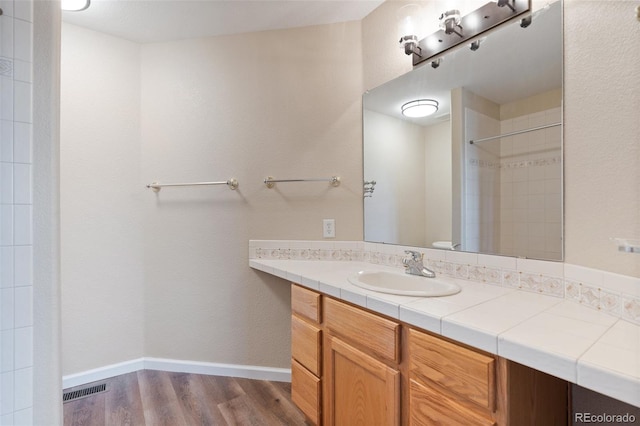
469, 122, 561, 144
146, 178, 239, 193
263, 176, 341, 189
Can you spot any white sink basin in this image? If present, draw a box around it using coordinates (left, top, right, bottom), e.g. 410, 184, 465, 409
348, 270, 461, 297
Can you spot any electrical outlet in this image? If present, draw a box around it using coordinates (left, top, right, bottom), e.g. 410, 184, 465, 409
323, 219, 335, 238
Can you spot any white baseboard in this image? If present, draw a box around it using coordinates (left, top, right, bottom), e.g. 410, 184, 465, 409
62, 358, 291, 390
62, 358, 145, 389
143, 358, 291, 383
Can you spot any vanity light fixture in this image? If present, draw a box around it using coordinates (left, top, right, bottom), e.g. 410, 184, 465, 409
469, 37, 487, 51
520, 16, 532, 28
397, 4, 423, 57
439, 10, 463, 38
520, 1, 554, 28
401, 99, 439, 118
497, 0, 517, 12
61, 0, 90, 11
400, 0, 531, 67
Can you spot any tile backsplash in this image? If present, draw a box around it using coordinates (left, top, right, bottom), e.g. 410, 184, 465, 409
249, 240, 640, 326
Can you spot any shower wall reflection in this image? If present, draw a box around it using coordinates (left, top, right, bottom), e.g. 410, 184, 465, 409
462, 89, 562, 259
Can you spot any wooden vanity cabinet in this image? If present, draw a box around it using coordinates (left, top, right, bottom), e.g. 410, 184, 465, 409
407, 328, 568, 425
290, 284, 568, 426
291, 285, 401, 425
408, 328, 497, 425
493, 358, 569, 425
323, 297, 401, 425
291, 285, 323, 424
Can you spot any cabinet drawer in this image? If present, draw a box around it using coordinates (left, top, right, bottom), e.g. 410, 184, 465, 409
409, 379, 496, 426
291, 285, 322, 323
324, 298, 400, 363
291, 315, 322, 376
291, 359, 321, 425
409, 328, 495, 411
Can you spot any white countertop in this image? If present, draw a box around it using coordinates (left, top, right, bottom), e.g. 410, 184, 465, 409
250, 258, 640, 408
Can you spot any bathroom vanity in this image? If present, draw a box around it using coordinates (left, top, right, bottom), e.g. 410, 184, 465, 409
250, 244, 640, 423
290, 284, 568, 425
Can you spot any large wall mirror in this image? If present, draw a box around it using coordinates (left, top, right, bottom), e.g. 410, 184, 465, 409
364, 1, 562, 261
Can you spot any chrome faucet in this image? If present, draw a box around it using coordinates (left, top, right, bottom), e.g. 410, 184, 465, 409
402, 250, 436, 278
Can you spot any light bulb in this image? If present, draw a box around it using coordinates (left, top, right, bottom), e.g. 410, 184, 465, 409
397, 4, 421, 45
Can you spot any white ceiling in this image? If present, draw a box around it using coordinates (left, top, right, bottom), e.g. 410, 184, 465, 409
62, 0, 385, 43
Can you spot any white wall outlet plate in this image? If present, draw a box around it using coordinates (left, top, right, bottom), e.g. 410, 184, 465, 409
323, 219, 335, 238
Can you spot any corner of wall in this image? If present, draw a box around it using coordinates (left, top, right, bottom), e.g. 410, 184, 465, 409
33, 0, 63, 424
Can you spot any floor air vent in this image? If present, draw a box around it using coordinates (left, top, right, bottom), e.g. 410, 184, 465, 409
63, 383, 108, 403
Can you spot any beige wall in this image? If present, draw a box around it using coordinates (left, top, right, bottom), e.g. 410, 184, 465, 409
501, 88, 562, 120
140, 22, 363, 366
362, 0, 639, 279
424, 120, 452, 246
61, 21, 363, 374
364, 109, 426, 246
563, 0, 639, 277
60, 24, 145, 374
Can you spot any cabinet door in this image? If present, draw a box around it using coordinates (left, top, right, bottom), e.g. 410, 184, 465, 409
324, 336, 400, 426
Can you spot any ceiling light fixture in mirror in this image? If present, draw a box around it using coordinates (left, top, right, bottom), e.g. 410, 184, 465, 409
402, 99, 439, 118
62, 0, 90, 12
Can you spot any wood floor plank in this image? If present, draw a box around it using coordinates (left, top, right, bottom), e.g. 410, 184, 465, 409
273, 381, 292, 395
104, 372, 146, 426
218, 394, 279, 426
63, 371, 306, 426
199, 374, 245, 404
137, 369, 189, 426
235, 378, 307, 425
63, 391, 106, 426
169, 372, 227, 426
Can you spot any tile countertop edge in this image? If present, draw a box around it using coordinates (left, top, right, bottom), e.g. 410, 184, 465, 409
577, 358, 640, 408
249, 259, 640, 408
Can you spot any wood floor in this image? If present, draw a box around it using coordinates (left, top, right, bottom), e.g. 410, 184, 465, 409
63, 370, 308, 426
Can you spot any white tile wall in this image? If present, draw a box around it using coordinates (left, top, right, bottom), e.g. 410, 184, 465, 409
500, 107, 562, 260
0, 1, 34, 424
462, 106, 561, 260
